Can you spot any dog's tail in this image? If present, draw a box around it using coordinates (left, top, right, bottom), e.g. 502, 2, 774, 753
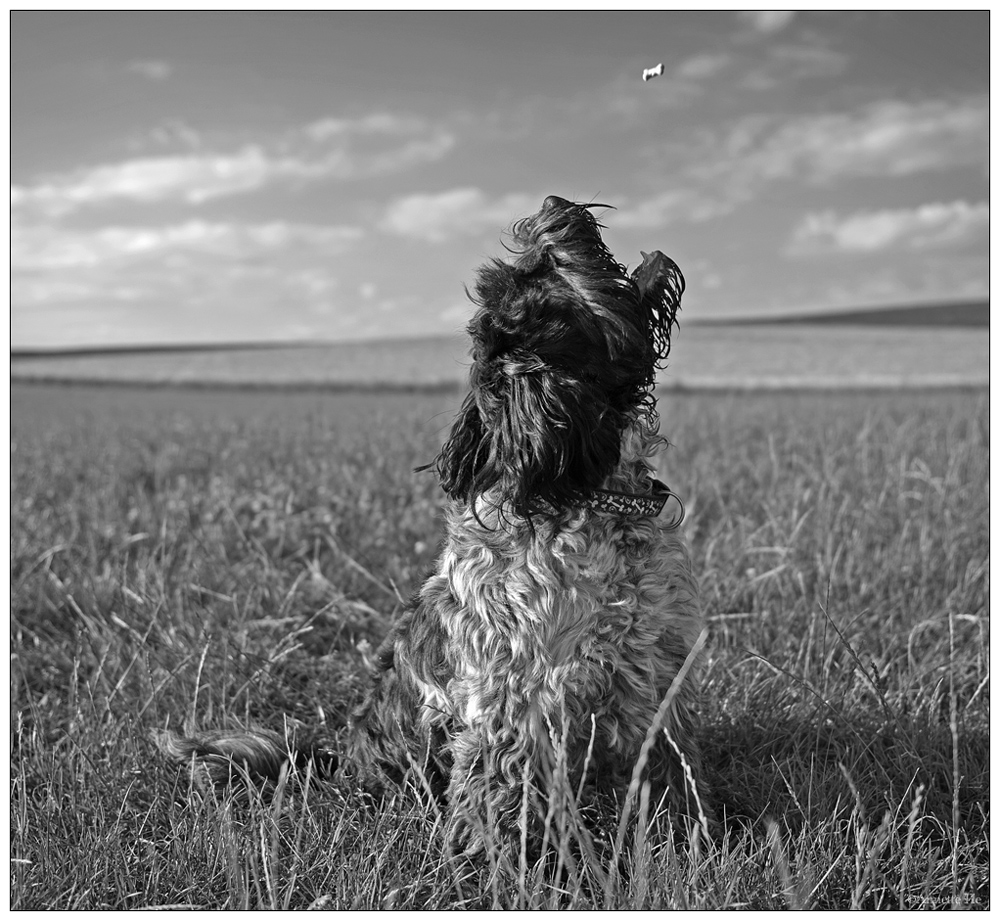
153, 727, 339, 791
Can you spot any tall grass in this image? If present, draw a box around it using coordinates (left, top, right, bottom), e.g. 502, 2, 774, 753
11, 384, 989, 909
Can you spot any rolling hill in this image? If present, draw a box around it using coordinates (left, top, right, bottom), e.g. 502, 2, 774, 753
691, 299, 989, 328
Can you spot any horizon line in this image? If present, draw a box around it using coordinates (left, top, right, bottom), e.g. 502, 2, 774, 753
11, 297, 988, 359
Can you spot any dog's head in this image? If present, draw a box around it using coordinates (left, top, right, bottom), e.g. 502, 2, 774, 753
433, 195, 684, 519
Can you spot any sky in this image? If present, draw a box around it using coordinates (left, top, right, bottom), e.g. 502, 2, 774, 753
10, 11, 990, 349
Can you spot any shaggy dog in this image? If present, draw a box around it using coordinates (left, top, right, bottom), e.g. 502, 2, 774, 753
158, 196, 710, 845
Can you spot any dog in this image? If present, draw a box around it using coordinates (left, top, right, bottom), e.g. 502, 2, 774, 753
157, 195, 710, 846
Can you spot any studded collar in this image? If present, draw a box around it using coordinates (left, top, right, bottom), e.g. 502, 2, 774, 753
589, 478, 685, 528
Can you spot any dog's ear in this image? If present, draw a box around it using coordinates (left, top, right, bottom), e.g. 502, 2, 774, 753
631, 250, 684, 367
434, 363, 624, 518
431, 390, 489, 506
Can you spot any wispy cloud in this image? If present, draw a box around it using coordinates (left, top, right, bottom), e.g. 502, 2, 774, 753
794, 254, 989, 312
734, 97, 989, 183
738, 42, 847, 89
11, 114, 455, 215
12, 150, 277, 214
380, 188, 537, 243
612, 189, 732, 229
629, 95, 989, 228
126, 59, 173, 81
787, 200, 989, 255
11, 218, 366, 345
737, 11, 796, 34
12, 219, 363, 270
674, 53, 733, 81
674, 34, 844, 92
131, 119, 203, 153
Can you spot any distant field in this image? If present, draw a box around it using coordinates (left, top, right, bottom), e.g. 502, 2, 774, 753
9, 322, 989, 391
694, 299, 989, 328
9, 335, 470, 390
11, 383, 990, 908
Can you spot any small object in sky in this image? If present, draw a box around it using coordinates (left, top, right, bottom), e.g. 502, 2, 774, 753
642, 63, 664, 82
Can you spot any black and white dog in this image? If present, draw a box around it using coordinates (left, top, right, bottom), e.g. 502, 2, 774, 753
159, 196, 710, 845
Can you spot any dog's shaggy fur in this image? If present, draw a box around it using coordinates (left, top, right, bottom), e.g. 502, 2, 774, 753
158, 196, 709, 843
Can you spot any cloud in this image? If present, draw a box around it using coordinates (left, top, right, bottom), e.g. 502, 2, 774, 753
666, 96, 988, 217
737, 11, 796, 34
11, 219, 363, 271
380, 188, 537, 243
612, 189, 733, 229
12, 150, 276, 214
753, 98, 988, 182
11, 114, 455, 215
787, 201, 989, 254
674, 53, 732, 81
11, 219, 366, 346
795, 255, 989, 312
617, 95, 987, 234
138, 120, 203, 152
127, 59, 173, 81
739, 42, 847, 89
301, 112, 427, 141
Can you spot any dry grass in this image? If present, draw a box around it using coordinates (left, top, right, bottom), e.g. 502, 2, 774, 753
11, 384, 989, 909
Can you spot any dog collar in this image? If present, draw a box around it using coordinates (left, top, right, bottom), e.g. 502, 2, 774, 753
589, 478, 685, 528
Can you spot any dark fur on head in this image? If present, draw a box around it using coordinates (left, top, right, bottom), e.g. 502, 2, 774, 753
430, 195, 684, 519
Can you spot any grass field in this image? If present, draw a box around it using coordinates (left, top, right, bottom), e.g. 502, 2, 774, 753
10, 382, 989, 909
